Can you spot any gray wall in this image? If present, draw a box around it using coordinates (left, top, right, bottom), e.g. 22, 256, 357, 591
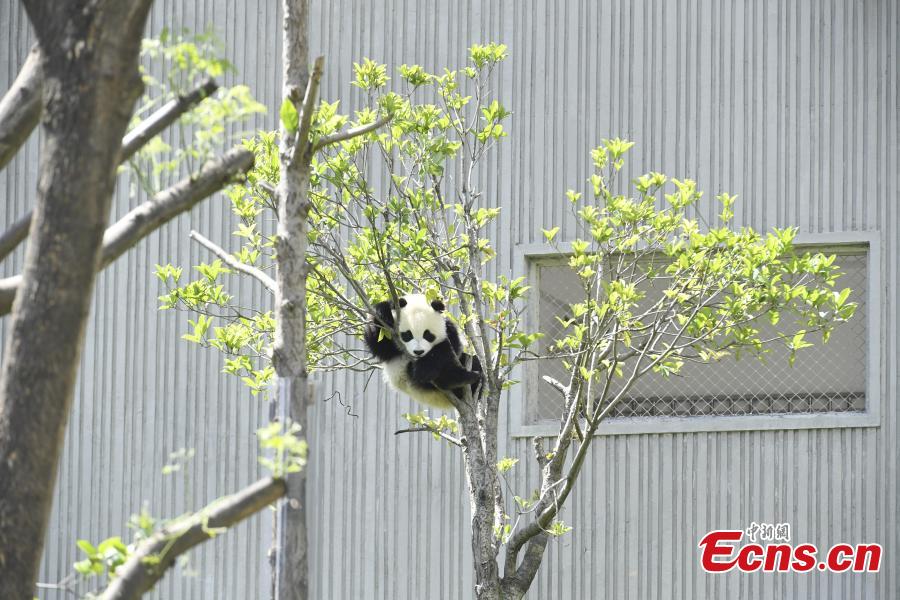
2, 1, 898, 599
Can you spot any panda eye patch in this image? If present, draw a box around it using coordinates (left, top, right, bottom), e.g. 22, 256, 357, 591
400, 331, 413, 342
423, 330, 436, 343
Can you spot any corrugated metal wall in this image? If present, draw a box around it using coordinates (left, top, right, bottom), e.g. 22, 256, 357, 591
2, 1, 897, 599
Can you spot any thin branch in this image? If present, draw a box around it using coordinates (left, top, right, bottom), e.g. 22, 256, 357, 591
121, 78, 219, 161
540, 375, 568, 396
394, 426, 462, 447
0, 45, 41, 171
100, 477, 285, 600
0, 213, 32, 264
293, 55, 325, 163
190, 230, 276, 293
312, 115, 391, 152
0, 146, 254, 315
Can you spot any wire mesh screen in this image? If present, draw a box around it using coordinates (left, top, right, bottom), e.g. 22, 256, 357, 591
528, 249, 868, 423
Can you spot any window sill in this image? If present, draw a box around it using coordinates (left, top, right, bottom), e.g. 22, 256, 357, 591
511, 410, 881, 438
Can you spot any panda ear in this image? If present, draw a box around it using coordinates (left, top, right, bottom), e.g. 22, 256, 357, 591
397, 297, 408, 308
431, 299, 445, 312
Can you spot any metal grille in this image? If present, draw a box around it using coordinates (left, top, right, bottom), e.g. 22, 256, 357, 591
528, 249, 868, 423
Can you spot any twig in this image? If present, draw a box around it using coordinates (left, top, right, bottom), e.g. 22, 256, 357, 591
313, 115, 392, 152
394, 426, 462, 447
189, 230, 276, 293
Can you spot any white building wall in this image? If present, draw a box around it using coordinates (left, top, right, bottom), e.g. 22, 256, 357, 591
1, 1, 896, 598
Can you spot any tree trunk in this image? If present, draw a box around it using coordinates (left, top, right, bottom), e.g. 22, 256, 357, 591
271, 1, 314, 598
0, 2, 152, 597
457, 405, 503, 600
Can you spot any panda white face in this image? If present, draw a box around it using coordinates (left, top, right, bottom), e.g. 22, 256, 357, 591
395, 294, 448, 357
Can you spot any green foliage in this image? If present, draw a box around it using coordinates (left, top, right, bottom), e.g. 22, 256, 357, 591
352, 57, 390, 90
163, 42, 856, 441
547, 520, 573, 537
161, 447, 195, 475
544, 136, 857, 421
280, 98, 299, 133
403, 412, 459, 442
72, 504, 162, 585
74, 537, 129, 578
257, 420, 308, 477
496, 457, 519, 473
163, 43, 539, 400
129, 28, 265, 195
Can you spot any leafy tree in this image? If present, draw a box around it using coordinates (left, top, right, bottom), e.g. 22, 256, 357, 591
0, 5, 270, 595
164, 44, 856, 600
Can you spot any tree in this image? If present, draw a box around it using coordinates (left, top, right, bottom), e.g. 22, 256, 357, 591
0, 7, 263, 596
158, 2, 390, 599
165, 46, 857, 599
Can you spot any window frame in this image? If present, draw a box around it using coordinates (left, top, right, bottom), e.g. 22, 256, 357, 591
509, 231, 882, 437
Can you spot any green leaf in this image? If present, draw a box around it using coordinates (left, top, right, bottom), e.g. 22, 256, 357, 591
280, 98, 299, 134
542, 227, 560, 242
73, 559, 94, 575
76, 540, 97, 556
496, 457, 519, 473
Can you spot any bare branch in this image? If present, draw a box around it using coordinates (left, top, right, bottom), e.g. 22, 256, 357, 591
0, 77, 220, 261
0, 46, 42, 171
312, 115, 391, 152
292, 56, 325, 163
100, 477, 285, 600
540, 375, 568, 396
0, 213, 32, 264
0, 147, 254, 315
190, 230, 276, 293
121, 78, 219, 161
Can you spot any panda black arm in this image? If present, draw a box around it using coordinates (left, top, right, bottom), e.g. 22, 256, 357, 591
444, 319, 464, 356
363, 300, 403, 362
410, 340, 481, 389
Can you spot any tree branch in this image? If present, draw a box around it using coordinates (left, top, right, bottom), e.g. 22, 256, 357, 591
293, 55, 325, 163
0, 213, 32, 264
0, 146, 254, 315
0, 78, 220, 262
190, 230, 276, 293
394, 426, 462, 447
312, 115, 391, 152
121, 78, 218, 161
0, 45, 42, 171
100, 477, 286, 600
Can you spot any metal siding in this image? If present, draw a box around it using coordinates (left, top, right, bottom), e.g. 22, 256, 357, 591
1, 0, 896, 598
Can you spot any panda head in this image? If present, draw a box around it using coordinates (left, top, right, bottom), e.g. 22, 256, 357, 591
394, 294, 447, 357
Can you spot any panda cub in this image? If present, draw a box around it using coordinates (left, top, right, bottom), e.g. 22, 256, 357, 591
363, 294, 481, 410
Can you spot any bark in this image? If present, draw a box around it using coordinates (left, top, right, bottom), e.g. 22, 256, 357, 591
100, 477, 286, 600
457, 401, 503, 600
0, 45, 41, 171
0, 2, 153, 596
0, 77, 220, 263
271, 1, 316, 598
0, 146, 254, 315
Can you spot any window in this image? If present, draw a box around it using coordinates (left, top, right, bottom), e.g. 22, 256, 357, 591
520, 240, 877, 432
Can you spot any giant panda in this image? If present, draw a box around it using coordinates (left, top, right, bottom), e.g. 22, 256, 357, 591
363, 294, 482, 410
